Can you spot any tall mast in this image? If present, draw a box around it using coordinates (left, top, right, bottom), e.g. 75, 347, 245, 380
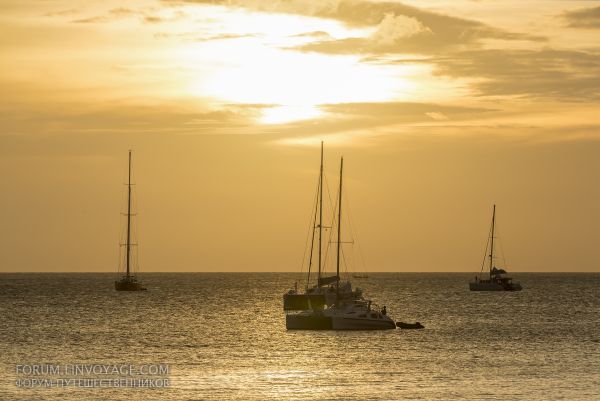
126, 150, 132, 278
306, 181, 319, 287
317, 141, 324, 287
489, 204, 496, 277
336, 157, 343, 301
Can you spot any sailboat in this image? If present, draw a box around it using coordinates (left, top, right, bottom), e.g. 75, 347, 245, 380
283, 142, 362, 311
115, 150, 146, 291
469, 205, 521, 291
286, 157, 396, 330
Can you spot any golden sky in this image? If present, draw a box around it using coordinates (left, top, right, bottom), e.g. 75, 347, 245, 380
1, 0, 599, 272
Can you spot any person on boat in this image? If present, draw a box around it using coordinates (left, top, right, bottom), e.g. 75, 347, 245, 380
382, 306, 387, 316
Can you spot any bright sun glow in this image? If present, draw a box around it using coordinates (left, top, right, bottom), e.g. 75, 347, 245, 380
170, 6, 420, 124
186, 39, 416, 123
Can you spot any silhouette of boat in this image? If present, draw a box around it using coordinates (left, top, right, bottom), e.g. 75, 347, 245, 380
115, 151, 146, 291
469, 205, 521, 291
396, 321, 424, 329
283, 143, 361, 311
286, 157, 395, 330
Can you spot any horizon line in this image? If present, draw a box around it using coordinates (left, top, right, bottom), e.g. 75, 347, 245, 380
1, 271, 598, 274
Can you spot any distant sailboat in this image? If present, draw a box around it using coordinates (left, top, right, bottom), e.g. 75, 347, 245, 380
286, 157, 396, 330
283, 142, 362, 311
469, 205, 521, 292
115, 150, 146, 291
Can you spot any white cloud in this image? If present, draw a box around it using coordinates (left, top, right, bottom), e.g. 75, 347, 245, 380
425, 111, 448, 121
372, 13, 431, 45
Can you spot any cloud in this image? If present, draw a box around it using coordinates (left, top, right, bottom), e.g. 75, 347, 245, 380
259, 101, 495, 142
109, 8, 137, 16
293, 13, 436, 55
372, 13, 431, 45
72, 16, 111, 24
68, 7, 184, 25
425, 112, 448, 121
144, 16, 164, 24
195, 33, 258, 42
563, 6, 600, 28
44, 9, 79, 17
321, 102, 490, 118
0, 82, 269, 136
431, 49, 600, 101
71, 8, 136, 24
290, 31, 332, 39
168, 0, 545, 55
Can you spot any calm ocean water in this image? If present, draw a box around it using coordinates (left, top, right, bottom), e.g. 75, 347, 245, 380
0, 273, 598, 400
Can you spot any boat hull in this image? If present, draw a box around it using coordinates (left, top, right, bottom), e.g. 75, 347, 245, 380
469, 281, 521, 291
397, 322, 424, 329
286, 305, 396, 330
115, 278, 146, 291
286, 313, 332, 330
331, 316, 396, 330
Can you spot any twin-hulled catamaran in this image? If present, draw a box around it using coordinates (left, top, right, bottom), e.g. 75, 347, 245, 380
115, 151, 146, 291
286, 156, 396, 330
283, 142, 362, 311
469, 205, 521, 292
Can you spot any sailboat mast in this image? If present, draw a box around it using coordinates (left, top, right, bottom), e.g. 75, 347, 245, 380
336, 157, 343, 301
489, 204, 496, 277
126, 150, 132, 278
317, 141, 323, 287
306, 182, 319, 287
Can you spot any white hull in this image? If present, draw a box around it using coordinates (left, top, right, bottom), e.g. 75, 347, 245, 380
331, 315, 395, 330
286, 301, 396, 330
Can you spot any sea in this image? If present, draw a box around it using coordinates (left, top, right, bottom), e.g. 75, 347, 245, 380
0, 273, 598, 401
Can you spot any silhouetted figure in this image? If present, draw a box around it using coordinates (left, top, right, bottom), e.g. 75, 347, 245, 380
382, 306, 387, 315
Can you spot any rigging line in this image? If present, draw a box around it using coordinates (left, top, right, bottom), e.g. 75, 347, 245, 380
343, 188, 368, 274
496, 230, 508, 270
322, 191, 336, 277
340, 244, 352, 275
324, 173, 351, 279
323, 173, 337, 224
118, 180, 126, 275
303, 175, 321, 288
118, 158, 130, 275
329, 176, 354, 278
479, 221, 493, 275
131, 183, 140, 274
336, 194, 354, 275
321, 174, 337, 275
336, 209, 353, 277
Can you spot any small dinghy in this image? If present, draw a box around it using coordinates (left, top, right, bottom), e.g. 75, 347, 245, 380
396, 321, 424, 329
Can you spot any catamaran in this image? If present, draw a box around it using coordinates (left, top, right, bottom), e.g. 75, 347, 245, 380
115, 150, 146, 291
469, 205, 521, 291
286, 157, 396, 330
283, 142, 362, 311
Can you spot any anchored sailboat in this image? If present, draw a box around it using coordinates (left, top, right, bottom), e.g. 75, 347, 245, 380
469, 205, 521, 291
115, 150, 146, 291
283, 142, 362, 311
286, 157, 396, 330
